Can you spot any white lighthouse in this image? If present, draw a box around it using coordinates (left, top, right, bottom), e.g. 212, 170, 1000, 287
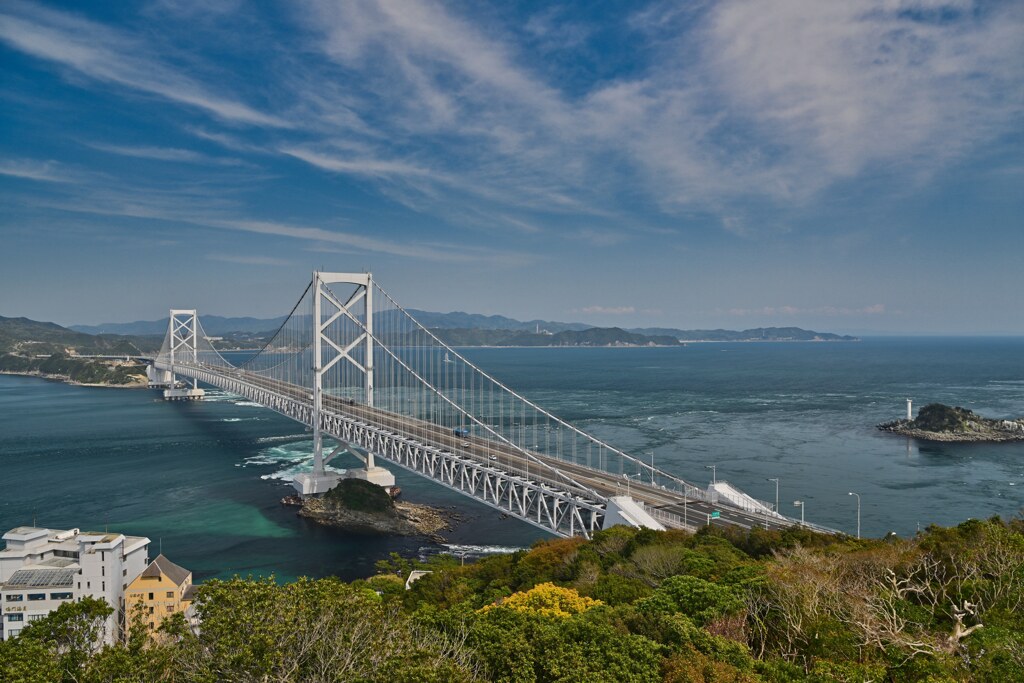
906, 399, 913, 420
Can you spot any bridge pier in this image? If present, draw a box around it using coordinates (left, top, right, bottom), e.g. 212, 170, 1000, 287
162, 387, 205, 401
292, 471, 343, 497
344, 466, 396, 489
293, 439, 396, 497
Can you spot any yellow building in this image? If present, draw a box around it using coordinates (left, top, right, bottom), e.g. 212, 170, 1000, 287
125, 554, 194, 635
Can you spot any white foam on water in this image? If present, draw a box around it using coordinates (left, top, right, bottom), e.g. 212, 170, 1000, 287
441, 543, 522, 556
197, 391, 239, 402
245, 440, 345, 482
257, 434, 307, 444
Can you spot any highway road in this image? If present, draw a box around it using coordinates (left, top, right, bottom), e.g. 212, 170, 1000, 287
166, 362, 810, 533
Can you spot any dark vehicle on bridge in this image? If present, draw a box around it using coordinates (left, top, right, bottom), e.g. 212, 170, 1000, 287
453, 427, 470, 437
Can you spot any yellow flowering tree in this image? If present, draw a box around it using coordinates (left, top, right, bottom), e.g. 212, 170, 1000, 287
480, 582, 602, 618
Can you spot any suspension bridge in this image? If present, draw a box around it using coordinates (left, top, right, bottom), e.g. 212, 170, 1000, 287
148, 272, 820, 539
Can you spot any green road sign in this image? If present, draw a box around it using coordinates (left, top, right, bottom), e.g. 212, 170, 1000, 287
710, 511, 721, 519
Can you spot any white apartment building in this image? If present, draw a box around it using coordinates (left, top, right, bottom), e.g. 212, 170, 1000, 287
1, 526, 150, 642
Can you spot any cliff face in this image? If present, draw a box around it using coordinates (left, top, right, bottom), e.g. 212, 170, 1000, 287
879, 403, 1024, 442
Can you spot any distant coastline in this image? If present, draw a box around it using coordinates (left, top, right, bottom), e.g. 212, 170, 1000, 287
0, 369, 149, 389
451, 338, 860, 349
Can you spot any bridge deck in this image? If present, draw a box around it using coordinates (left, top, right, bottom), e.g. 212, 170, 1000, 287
158, 361, 812, 535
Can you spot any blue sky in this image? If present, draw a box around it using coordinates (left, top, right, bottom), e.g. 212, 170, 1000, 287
1, 0, 1021, 334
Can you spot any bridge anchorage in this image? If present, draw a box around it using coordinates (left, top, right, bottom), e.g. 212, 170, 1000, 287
152, 270, 823, 539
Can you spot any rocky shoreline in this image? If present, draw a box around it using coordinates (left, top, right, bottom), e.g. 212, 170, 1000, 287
878, 403, 1024, 443
295, 479, 464, 541
0, 369, 149, 388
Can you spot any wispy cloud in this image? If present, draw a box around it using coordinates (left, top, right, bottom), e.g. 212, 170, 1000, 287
86, 142, 241, 165
699, 0, 1024, 184
0, 159, 75, 183
4, 0, 1021, 250
0, 1, 289, 127
205, 253, 292, 266
289, 0, 1023, 223
279, 147, 435, 179
23, 177, 534, 267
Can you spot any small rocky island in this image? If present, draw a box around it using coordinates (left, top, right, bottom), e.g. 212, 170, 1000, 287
879, 403, 1024, 443
297, 478, 458, 540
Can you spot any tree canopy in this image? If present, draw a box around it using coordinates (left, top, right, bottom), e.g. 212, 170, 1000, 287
2, 517, 1022, 681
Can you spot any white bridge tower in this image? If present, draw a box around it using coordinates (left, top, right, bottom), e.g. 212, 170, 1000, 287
150, 309, 205, 400
293, 272, 395, 497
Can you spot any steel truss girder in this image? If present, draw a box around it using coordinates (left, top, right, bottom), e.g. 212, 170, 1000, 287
153, 360, 605, 538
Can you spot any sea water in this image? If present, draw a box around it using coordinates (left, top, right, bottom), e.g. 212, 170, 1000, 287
1, 337, 1021, 581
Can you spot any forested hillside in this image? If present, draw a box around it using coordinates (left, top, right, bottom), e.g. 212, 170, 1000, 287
2, 518, 1021, 682
0, 316, 158, 355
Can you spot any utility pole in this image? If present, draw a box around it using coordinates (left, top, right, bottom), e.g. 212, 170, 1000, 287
767, 478, 779, 515
848, 492, 861, 539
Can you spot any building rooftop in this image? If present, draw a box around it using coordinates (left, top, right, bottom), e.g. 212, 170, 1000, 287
140, 554, 191, 587
2, 527, 50, 542
3, 567, 76, 589
34, 557, 77, 569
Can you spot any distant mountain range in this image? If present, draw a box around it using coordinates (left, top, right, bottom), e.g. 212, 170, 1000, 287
70, 312, 857, 343
0, 316, 159, 356
70, 315, 290, 336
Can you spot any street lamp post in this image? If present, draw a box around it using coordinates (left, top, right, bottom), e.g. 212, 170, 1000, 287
624, 472, 641, 497
767, 478, 779, 516
793, 500, 805, 525
706, 464, 716, 485
683, 488, 688, 529
848, 492, 861, 539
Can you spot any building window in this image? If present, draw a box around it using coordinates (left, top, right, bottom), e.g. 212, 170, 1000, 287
27, 614, 46, 622
166, 606, 173, 612
148, 593, 154, 600
7, 629, 19, 638
101, 566, 105, 577
4, 595, 23, 602
166, 591, 174, 598
50, 592, 73, 600
101, 582, 105, 591
6, 614, 23, 622
148, 606, 154, 614
27, 594, 45, 601
123, 569, 127, 577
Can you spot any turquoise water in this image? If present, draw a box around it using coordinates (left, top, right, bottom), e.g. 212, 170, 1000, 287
1, 338, 1022, 581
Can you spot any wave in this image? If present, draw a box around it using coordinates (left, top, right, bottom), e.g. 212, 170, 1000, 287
256, 434, 308, 444
440, 543, 522, 556
245, 440, 345, 483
